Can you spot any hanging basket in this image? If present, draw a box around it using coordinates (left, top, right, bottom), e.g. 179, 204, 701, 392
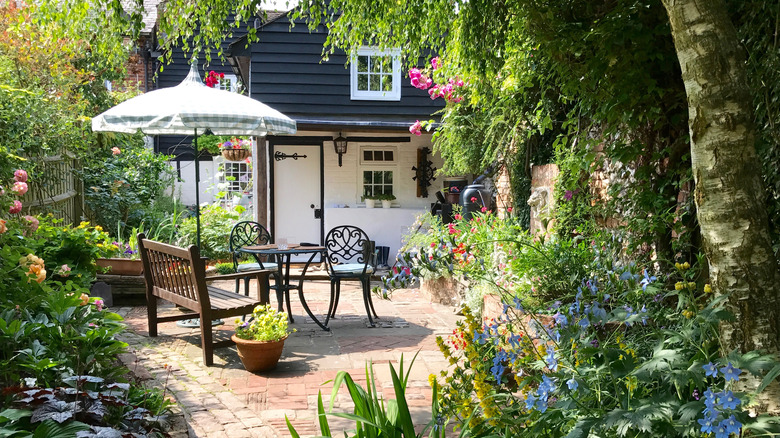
221, 148, 251, 161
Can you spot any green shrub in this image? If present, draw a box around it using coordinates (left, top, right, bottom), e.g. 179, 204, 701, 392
215, 262, 235, 274
176, 203, 244, 260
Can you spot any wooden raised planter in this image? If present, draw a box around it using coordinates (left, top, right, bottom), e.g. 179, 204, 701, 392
96, 258, 143, 276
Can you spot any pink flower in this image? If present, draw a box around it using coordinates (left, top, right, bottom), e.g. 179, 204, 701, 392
111, 147, 121, 155
95, 299, 104, 311
454, 214, 462, 220
60, 264, 71, 277
410, 76, 420, 88
408, 68, 422, 80
481, 207, 487, 213
470, 197, 477, 203
24, 215, 39, 232
12, 181, 28, 196
431, 57, 440, 70
14, 169, 28, 182
9, 200, 22, 214
409, 120, 422, 136
454, 78, 464, 87
507, 207, 513, 213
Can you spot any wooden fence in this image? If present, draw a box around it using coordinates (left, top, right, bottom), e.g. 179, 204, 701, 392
20, 154, 83, 225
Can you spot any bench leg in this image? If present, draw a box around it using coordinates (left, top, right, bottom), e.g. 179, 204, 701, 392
147, 296, 158, 337
200, 313, 214, 366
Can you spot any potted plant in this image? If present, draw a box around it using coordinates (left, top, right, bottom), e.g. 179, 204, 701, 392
231, 304, 295, 372
377, 193, 397, 208
361, 194, 380, 209
220, 138, 252, 161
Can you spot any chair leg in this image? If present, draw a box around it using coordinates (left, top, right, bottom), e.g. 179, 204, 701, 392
362, 278, 376, 327
243, 276, 251, 296
325, 279, 337, 326
147, 296, 158, 337
331, 279, 342, 318
365, 277, 379, 319
200, 312, 214, 366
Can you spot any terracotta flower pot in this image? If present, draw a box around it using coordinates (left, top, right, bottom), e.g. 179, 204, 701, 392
231, 334, 287, 372
222, 148, 251, 161
96, 258, 143, 275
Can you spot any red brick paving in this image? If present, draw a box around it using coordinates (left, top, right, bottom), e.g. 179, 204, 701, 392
119, 279, 459, 437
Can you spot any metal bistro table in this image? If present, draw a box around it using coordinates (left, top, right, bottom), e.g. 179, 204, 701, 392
238, 244, 329, 330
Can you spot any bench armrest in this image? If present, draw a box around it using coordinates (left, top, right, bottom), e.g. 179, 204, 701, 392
208, 269, 274, 282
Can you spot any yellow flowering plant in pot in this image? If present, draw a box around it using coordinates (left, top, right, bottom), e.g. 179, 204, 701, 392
232, 304, 295, 372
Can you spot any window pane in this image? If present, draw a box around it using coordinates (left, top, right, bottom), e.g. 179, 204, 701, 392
381, 57, 392, 72
363, 171, 372, 185
358, 73, 368, 91
383, 185, 393, 196
358, 56, 368, 73
384, 150, 394, 161
371, 56, 383, 73
381, 75, 393, 92
369, 75, 381, 91
374, 151, 384, 161
384, 171, 393, 184
364, 150, 372, 161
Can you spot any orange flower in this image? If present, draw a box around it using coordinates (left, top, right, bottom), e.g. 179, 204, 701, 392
79, 293, 90, 306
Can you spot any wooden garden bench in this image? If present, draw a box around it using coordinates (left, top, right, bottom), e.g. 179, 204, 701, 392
137, 233, 273, 366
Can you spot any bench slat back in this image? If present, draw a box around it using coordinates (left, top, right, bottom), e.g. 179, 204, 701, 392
138, 234, 209, 311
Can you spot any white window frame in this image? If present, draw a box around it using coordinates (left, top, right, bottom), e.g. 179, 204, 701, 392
350, 47, 402, 101
218, 74, 239, 93
358, 146, 398, 202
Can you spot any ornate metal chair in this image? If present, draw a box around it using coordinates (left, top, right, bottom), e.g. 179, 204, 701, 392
228, 221, 279, 300
323, 225, 377, 327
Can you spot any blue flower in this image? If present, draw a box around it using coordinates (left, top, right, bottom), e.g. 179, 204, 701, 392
640, 270, 656, 291
703, 389, 717, 409
698, 416, 715, 434
714, 424, 729, 438
703, 362, 718, 377
578, 317, 590, 328
513, 297, 523, 310
553, 312, 568, 327
566, 378, 578, 391
473, 330, 488, 345
525, 392, 537, 410
490, 363, 505, 384
536, 398, 548, 413
718, 390, 740, 410
619, 270, 633, 281
539, 375, 556, 397
720, 363, 741, 381
546, 345, 558, 372
720, 415, 741, 435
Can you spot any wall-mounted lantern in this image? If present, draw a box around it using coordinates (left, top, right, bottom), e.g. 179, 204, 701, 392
333, 133, 348, 167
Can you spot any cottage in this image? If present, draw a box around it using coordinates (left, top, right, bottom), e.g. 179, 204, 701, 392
148, 8, 445, 260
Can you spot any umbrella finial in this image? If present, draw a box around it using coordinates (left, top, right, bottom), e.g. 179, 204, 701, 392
182, 63, 205, 87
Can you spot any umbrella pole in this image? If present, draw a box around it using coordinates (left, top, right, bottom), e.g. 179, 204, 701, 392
194, 129, 201, 248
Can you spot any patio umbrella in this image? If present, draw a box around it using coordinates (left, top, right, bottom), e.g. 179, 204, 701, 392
92, 63, 297, 247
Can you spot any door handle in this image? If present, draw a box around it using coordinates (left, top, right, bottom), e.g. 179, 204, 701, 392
314, 208, 322, 219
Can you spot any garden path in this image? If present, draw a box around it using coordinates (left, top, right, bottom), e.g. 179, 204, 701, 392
116, 278, 459, 437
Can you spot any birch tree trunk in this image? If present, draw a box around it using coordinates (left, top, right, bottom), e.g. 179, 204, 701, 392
662, 0, 780, 412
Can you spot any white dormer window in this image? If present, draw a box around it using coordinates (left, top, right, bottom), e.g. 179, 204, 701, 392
350, 47, 401, 101
219, 74, 239, 93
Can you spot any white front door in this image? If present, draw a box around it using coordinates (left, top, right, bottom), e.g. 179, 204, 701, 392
273, 144, 322, 261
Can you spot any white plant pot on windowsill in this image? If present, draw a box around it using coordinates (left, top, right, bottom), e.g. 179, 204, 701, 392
365, 199, 376, 208
381, 200, 393, 209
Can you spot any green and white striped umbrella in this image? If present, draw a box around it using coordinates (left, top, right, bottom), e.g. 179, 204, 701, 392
92, 64, 297, 136
92, 63, 296, 248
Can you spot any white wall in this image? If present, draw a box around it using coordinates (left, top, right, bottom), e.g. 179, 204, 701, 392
168, 159, 223, 206
312, 129, 444, 261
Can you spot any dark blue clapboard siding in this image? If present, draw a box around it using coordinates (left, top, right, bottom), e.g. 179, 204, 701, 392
154, 22, 251, 158
248, 14, 443, 125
